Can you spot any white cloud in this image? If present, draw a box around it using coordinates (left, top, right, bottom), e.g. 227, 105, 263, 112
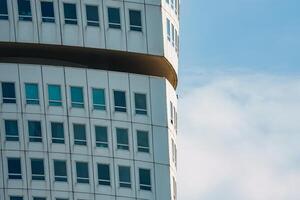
178, 72, 300, 200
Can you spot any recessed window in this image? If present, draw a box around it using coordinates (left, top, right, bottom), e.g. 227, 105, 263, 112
7, 157, 22, 179
170, 101, 174, 124
166, 18, 171, 41
173, 177, 177, 200
10, 196, 23, 200
165, 0, 169, 4
86, 5, 99, 26
56, 199, 68, 200
171, 0, 175, 9
95, 126, 108, 148
54, 160, 67, 182
0, 0, 8, 20
175, 29, 179, 53
2, 82, 16, 103
92, 88, 105, 110
113, 90, 126, 112
118, 166, 131, 188
41, 1, 55, 23
48, 85, 62, 106
107, 7, 121, 29
51, 122, 64, 144
18, 0, 32, 21
116, 128, 129, 150
137, 130, 149, 153
25, 83, 39, 105
135, 93, 147, 115
5, 120, 19, 141
70, 86, 84, 108
129, 10, 142, 32
76, 162, 89, 183
139, 168, 151, 191
33, 197, 46, 200
175, 0, 178, 15
171, 23, 175, 47
28, 120, 42, 142
97, 163, 110, 186
63, 3, 77, 24
73, 124, 86, 146
31, 158, 45, 180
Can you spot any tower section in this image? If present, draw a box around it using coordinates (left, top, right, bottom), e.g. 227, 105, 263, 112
0, 0, 179, 200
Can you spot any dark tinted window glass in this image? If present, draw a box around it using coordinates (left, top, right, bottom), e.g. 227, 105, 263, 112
95, 126, 108, 148
41, 1, 55, 22
76, 162, 89, 183
31, 159, 45, 180
92, 88, 105, 110
97, 164, 110, 185
86, 5, 99, 26
48, 85, 62, 106
28, 121, 42, 142
137, 130, 149, 153
139, 168, 151, 190
73, 124, 86, 145
129, 10, 142, 31
25, 83, 39, 104
116, 128, 129, 150
33, 197, 46, 200
54, 160, 67, 182
135, 93, 147, 115
70, 86, 84, 108
113, 90, 126, 112
51, 122, 64, 144
10, 196, 23, 200
107, 7, 120, 29
7, 158, 22, 179
5, 120, 19, 141
63, 3, 77, 24
118, 166, 131, 188
2, 82, 16, 103
0, 0, 8, 19
18, 0, 32, 21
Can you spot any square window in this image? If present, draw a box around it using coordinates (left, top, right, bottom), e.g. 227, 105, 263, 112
129, 10, 142, 32
92, 88, 105, 110
48, 85, 62, 106
70, 86, 84, 108
28, 120, 42, 142
7, 157, 22, 179
97, 164, 110, 185
86, 5, 99, 26
18, 0, 32, 21
76, 162, 89, 183
10, 196, 23, 200
2, 82, 16, 103
31, 159, 45, 180
25, 83, 39, 105
139, 168, 151, 191
0, 0, 8, 20
51, 122, 64, 144
137, 130, 149, 153
134, 93, 147, 115
54, 160, 67, 182
73, 124, 86, 145
113, 90, 126, 112
116, 128, 129, 150
41, 1, 55, 23
95, 126, 108, 148
118, 166, 131, 188
63, 3, 77, 24
5, 120, 19, 141
107, 7, 121, 29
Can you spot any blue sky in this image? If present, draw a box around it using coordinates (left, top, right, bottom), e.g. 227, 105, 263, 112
178, 0, 300, 199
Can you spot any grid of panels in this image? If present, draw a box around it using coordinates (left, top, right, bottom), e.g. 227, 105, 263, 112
0, 64, 177, 200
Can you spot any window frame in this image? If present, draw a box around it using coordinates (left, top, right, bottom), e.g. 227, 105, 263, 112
51, 122, 65, 144
92, 88, 106, 111
70, 86, 84, 108
107, 7, 121, 29
40, 1, 55, 23
1, 82, 16, 104
97, 163, 111, 186
7, 157, 22, 179
95, 125, 108, 148
113, 90, 127, 112
0, 0, 9, 20
76, 161, 89, 184
28, 120, 43, 143
139, 168, 152, 191
116, 128, 129, 151
17, 0, 32, 21
25, 82, 40, 105
134, 92, 147, 115
48, 84, 62, 107
4, 119, 19, 142
63, 2, 77, 25
129, 9, 142, 32
137, 130, 150, 153
118, 165, 131, 188
73, 123, 87, 146
85, 4, 99, 27
31, 158, 45, 181
53, 159, 68, 182
10, 196, 23, 200
166, 18, 171, 42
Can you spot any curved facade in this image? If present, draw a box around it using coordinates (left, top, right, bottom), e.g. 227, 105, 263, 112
0, 0, 179, 200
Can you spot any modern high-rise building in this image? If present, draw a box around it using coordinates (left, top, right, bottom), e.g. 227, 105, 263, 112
0, 0, 179, 200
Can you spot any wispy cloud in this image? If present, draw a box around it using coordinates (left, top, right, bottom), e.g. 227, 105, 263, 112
178, 71, 300, 200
